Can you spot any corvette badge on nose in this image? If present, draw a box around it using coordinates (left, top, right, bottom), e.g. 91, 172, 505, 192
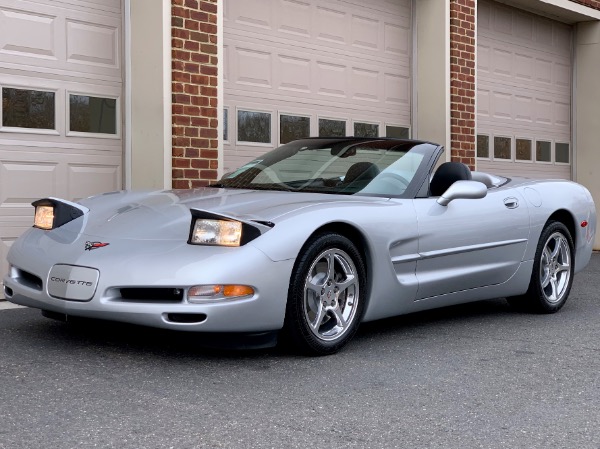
85, 241, 109, 251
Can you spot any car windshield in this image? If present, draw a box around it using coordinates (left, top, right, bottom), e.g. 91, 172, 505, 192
212, 138, 435, 196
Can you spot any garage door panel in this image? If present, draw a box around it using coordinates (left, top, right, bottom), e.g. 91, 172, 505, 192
384, 73, 410, 106
279, 0, 311, 37
0, 146, 121, 200
0, 0, 121, 80
0, 6, 57, 60
314, 6, 346, 45
384, 22, 409, 56
232, 0, 273, 30
478, 38, 570, 95
351, 14, 379, 50
226, 41, 410, 113
0, 160, 59, 204
66, 19, 119, 69
234, 47, 272, 88
67, 163, 120, 201
226, 0, 410, 64
227, 37, 408, 113
478, 81, 570, 134
351, 67, 379, 102
278, 55, 310, 93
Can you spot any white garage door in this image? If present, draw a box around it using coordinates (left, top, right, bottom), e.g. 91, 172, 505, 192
0, 0, 123, 287
476, 0, 572, 179
223, 0, 412, 173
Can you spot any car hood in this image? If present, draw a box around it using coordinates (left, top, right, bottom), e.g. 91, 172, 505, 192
75, 188, 384, 240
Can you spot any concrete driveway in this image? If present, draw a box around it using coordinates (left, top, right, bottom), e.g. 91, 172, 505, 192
1, 255, 599, 449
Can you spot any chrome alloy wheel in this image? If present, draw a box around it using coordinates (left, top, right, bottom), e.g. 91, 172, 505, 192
539, 231, 571, 304
303, 248, 360, 342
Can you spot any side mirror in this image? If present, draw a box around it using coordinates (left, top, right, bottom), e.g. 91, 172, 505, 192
436, 180, 487, 206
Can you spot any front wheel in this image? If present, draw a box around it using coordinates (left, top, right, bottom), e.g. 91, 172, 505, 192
507, 221, 574, 313
283, 233, 366, 356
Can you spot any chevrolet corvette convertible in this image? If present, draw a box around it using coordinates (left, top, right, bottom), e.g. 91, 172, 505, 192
4, 138, 596, 355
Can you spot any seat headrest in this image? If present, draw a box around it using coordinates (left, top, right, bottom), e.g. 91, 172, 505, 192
430, 162, 472, 196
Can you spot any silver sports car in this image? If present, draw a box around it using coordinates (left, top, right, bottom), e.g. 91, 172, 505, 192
4, 138, 596, 355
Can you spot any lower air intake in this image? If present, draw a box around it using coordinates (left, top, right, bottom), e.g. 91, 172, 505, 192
166, 313, 207, 324
119, 288, 183, 303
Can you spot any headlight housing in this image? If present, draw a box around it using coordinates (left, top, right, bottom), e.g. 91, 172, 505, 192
32, 198, 86, 230
34, 205, 55, 230
187, 210, 267, 247
191, 219, 243, 246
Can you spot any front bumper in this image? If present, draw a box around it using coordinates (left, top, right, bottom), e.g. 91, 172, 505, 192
4, 228, 294, 333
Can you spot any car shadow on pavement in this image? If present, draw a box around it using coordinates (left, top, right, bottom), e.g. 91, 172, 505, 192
4, 296, 535, 360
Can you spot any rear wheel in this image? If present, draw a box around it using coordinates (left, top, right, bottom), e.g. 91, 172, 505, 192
507, 221, 574, 313
283, 233, 366, 356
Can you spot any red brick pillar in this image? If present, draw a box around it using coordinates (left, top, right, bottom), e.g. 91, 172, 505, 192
449, 0, 476, 170
569, 0, 600, 8
171, 0, 219, 189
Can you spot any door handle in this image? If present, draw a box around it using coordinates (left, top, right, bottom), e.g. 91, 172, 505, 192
504, 197, 519, 209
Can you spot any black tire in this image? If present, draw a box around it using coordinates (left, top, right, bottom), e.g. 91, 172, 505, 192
283, 233, 367, 356
507, 221, 574, 313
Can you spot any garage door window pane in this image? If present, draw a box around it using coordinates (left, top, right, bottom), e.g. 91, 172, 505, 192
280, 115, 310, 144
556, 143, 569, 164
238, 110, 271, 143
536, 141, 551, 162
386, 126, 410, 139
494, 137, 511, 159
516, 139, 532, 161
477, 135, 489, 158
319, 119, 345, 137
354, 122, 378, 138
2, 88, 55, 130
70, 95, 117, 134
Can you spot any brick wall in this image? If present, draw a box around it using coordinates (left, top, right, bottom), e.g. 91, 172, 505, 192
569, 0, 600, 9
171, 0, 218, 189
450, 0, 476, 170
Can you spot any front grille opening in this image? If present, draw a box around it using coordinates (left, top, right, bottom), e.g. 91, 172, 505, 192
14, 268, 43, 291
119, 288, 184, 303
166, 313, 207, 324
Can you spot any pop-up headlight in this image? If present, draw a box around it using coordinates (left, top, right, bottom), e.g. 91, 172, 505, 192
32, 198, 86, 230
34, 205, 55, 230
191, 219, 242, 247
187, 210, 268, 247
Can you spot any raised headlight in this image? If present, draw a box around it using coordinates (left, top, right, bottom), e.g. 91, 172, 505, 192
191, 219, 243, 246
32, 198, 87, 230
34, 205, 55, 230
187, 210, 269, 246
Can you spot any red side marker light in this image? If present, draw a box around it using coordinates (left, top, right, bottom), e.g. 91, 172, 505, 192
581, 220, 588, 228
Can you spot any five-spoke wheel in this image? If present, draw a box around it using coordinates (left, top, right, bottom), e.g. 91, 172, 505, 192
303, 248, 360, 342
539, 231, 571, 304
507, 221, 574, 313
284, 233, 366, 355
